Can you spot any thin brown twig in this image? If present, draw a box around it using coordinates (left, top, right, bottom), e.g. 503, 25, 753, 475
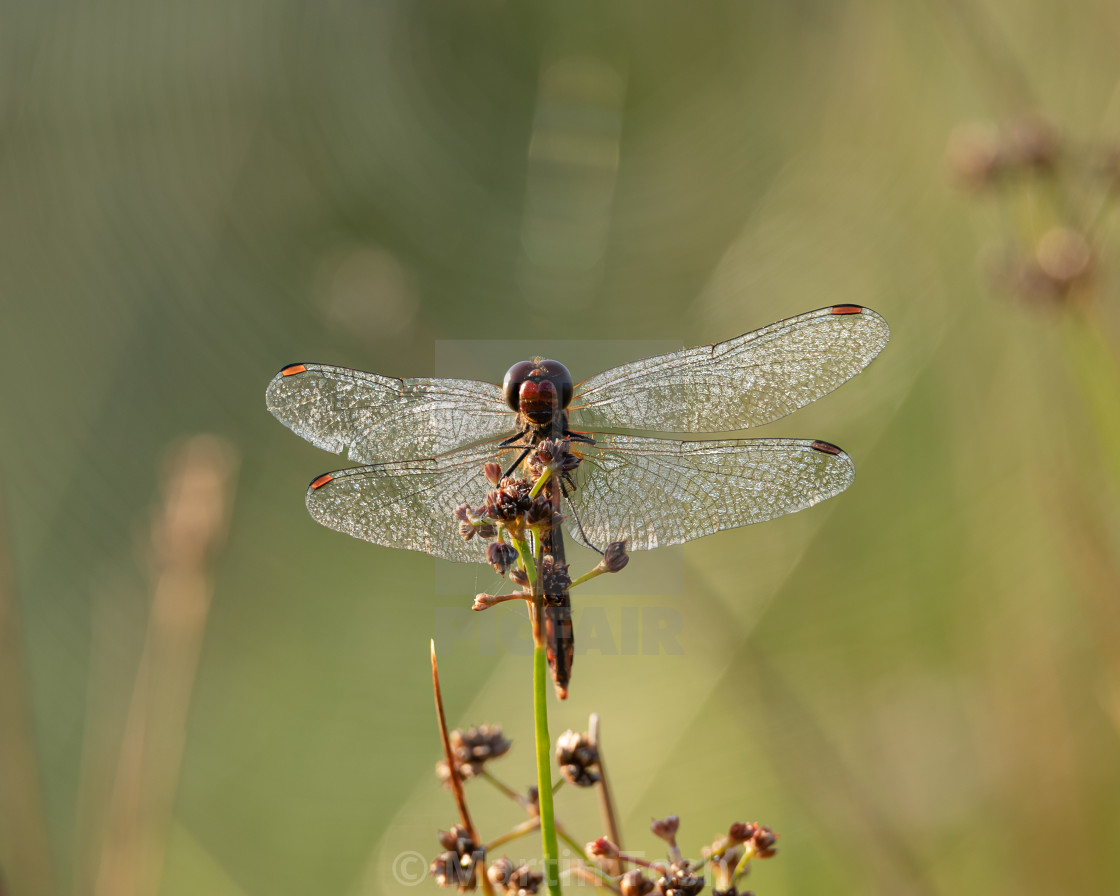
430, 640, 477, 842
588, 714, 622, 878
569, 865, 621, 892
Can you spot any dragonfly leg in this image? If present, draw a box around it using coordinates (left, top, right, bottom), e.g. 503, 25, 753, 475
501, 444, 533, 479
561, 476, 604, 555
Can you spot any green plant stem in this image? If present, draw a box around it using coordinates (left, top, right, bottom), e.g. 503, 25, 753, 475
486, 817, 540, 851
568, 565, 605, 589
555, 829, 615, 888
512, 536, 537, 591
529, 465, 553, 499
534, 639, 562, 895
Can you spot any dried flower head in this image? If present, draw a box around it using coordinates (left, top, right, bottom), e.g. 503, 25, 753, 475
587, 837, 620, 860
1004, 114, 1059, 172
655, 861, 703, 896
436, 725, 512, 783
482, 477, 535, 523
620, 868, 656, 896
748, 826, 777, 859
455, 503, 498, 542
527, 439, 580, 477
487, 542, 519, 576
431, 825, 484, 891
946, 122, 1005, 188
728, 822, 778, 859
488, 857, 516, 888
556, 729, 600, 786
1036, 226, 1092, 287
651, 815, 680, 845
524, 494, 553, 528
476, 521, 498, 540
540, 555, 572, 597
602, 540, 630, 572
488, 857, 543, 895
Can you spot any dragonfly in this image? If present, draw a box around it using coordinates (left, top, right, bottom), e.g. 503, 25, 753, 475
267, 304, 889, 694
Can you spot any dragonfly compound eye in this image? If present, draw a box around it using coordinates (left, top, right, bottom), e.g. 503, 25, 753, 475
502, 360, 537, 411
534, 359, 573, 409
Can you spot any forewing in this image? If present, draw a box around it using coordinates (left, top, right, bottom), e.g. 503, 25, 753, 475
304, 442, 521, 563
567, 435, 856, 551
266, 363, 516, 463
572, 305, 889, 434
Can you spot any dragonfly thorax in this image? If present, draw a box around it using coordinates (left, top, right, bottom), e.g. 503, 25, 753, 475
503, 359, 573, 429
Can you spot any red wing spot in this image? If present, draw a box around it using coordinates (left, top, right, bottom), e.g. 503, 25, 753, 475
830, 305, 864, 315
281, 364, 307, 376
810, 440, 843, 455
310, 473, 335, 490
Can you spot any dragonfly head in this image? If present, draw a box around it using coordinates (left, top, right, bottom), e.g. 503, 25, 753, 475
503, 358, 573, 427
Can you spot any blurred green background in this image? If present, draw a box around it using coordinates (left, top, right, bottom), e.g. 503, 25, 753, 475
3, 2, 1120, 895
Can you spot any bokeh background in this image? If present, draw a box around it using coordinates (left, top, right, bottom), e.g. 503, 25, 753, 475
3, 3, 1120, 895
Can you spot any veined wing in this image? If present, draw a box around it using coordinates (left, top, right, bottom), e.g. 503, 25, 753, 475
266, 363, 516, 463
567, 435, 856, 551
303, 442, 524, 563
571, 305, 889, 434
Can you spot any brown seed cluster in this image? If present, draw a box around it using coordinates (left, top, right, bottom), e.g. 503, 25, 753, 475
540, 555, 572, 598
620, 868, 656, 896
728, 822, 778, 859
587, 817, 777, 895
946, 113, 1114, 305
486, 542, 518, 576
430, 825, 484, 892
651, 815, 680, 846
555, 729, 600, 787
436, 725, 512, 784
602, 540, 630, 573
655, 861, 704, 896
946, 115, 1059, 189
487, 857, 543, 895
526, 439, 580, 478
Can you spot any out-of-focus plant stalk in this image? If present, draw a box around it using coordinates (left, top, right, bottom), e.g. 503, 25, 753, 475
589, 713, 622, 878
1061, 307, 1120, 497
91, 436, 237, 896
0, 485, 55, 896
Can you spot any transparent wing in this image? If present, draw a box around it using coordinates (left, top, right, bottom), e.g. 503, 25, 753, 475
266, 363, 516, 463
571, 305, 889, 434
567, 435, 856, 551
303, 442, 526, 563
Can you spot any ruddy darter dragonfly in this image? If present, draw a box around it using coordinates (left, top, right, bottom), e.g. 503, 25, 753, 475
267, 304, 889, 694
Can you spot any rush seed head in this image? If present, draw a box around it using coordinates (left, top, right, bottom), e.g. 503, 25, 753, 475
655, 861, 704, 896
436, 725, 513, 784
487, 542, 519, 576
555, 729, 600, 787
